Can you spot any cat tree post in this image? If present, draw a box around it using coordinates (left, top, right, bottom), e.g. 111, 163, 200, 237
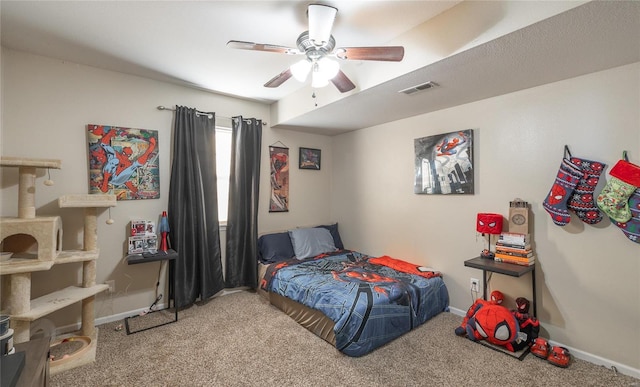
9, 272, 31, 342
83, 207, 98, 251
82, 207, 97, 337
18, 166, 37, 219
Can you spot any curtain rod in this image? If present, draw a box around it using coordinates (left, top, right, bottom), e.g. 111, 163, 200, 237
157, 106, 267, 125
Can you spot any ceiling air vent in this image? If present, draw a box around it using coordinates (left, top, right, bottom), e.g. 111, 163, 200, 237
398, 81, 439, 95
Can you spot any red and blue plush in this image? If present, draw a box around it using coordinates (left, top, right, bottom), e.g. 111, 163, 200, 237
455, 292, 520, 350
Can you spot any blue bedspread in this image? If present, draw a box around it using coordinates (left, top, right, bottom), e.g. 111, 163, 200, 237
263, 251, 449, 357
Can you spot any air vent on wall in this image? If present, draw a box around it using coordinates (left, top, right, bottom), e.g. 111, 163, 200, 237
398, 81, 439, 95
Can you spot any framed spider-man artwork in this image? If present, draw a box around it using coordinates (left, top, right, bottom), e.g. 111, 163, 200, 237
87, 124, 160, 200
299, 147, 321, 170
414, 129, 474, 195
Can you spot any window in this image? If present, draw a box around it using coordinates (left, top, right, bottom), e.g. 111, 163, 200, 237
215, 127, 232, 224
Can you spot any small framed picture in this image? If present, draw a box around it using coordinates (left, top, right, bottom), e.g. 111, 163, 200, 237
299, 147, 321, 170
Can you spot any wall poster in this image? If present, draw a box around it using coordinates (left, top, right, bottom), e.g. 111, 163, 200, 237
87, 124, 160, 200
299, 147, 321, 170
414, 129, 474, 195
269, 146, 289, 212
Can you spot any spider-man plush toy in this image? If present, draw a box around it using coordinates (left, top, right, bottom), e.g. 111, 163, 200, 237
454, 290, 520, 349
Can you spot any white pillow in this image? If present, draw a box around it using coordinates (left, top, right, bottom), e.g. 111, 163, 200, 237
288, 227, 337, 259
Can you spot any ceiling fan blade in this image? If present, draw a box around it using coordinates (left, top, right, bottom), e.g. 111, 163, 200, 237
331, 70, 356, 93
264, 69, 293, 88
336, 46, 405, 62
227, 40, 300, 55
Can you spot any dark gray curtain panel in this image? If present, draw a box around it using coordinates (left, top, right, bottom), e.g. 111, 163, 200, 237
225, 116, 262, 288
168, 106, 224, 308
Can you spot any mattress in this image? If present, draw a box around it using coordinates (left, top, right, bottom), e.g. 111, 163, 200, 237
260, 251, 449, 356
259, 261, 337, 345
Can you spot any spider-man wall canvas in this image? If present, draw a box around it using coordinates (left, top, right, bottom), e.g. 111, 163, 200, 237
88, 124, 160, 200
414, 129, 474, 194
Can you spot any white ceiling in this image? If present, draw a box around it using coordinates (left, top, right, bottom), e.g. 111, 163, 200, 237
2, 1, 639, 135
0, 1, 459, 102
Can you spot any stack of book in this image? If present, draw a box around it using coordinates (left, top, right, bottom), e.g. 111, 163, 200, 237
495, 232, 535, 266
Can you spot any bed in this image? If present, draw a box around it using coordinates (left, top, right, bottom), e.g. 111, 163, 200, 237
257, 224, 449, 357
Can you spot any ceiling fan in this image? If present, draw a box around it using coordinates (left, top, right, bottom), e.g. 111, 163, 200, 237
227, 3, 404, 93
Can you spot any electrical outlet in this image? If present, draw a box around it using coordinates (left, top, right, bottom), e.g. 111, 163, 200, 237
470, 278, 480, 293
106, 280, 115, 293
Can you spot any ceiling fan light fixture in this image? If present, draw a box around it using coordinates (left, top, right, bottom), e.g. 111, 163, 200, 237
290, 59, 312, 81
317, 57, 340, 79
308, 4, 337, 46
311, 71, 330, 88
310, 57, 339, 88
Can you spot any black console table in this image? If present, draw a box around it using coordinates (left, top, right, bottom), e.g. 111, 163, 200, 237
464, 256, 537, 317
124, 249, 178, 334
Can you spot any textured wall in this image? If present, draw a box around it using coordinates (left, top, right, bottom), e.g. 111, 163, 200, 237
0, 48, 329, 325
331, 63, 640, 370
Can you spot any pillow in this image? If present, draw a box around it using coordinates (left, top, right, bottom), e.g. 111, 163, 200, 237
257, 232, 295, 263
288, 227, 337, 260
316, 223, 344, 250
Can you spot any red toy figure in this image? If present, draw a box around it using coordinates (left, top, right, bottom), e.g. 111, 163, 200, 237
510, 297, 540, 351
490, 290, 504, 305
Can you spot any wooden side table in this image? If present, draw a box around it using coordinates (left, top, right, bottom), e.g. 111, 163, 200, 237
124, 249, 178, 334
464, 256, 537, 317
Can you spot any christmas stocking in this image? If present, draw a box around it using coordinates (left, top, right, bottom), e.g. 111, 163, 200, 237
614, 188, 640, 244
567, 157, 607, 224
597, 158, 640, 223
543, 158, 583, 226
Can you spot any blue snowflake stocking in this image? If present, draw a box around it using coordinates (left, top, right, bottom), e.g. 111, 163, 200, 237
543, 158, 583, 226
567, 157, 606, 224
613, 188, 640, 244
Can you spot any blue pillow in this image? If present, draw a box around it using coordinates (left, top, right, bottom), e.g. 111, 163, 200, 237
257, 232, 295, 263
289, 228, 337, 259
316, 223, 344, 250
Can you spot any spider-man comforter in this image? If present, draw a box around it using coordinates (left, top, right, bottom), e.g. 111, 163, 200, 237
262, 250, 449, 357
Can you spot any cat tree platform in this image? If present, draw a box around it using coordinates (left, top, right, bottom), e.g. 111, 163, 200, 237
0, 216, 63, 262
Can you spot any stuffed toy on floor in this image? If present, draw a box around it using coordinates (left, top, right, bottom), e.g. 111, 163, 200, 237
455, 291, 526, 351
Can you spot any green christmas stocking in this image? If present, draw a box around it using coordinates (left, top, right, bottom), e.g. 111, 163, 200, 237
596, 158, 640, 223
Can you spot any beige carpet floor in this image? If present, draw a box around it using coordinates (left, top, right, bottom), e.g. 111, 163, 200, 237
50, 290, 638, 386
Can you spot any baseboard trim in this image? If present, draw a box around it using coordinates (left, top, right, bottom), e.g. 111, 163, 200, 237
53, 303, 168, 336
447, 307, 639, 379
95, 304, 167, 326
58, 288, 247, 332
